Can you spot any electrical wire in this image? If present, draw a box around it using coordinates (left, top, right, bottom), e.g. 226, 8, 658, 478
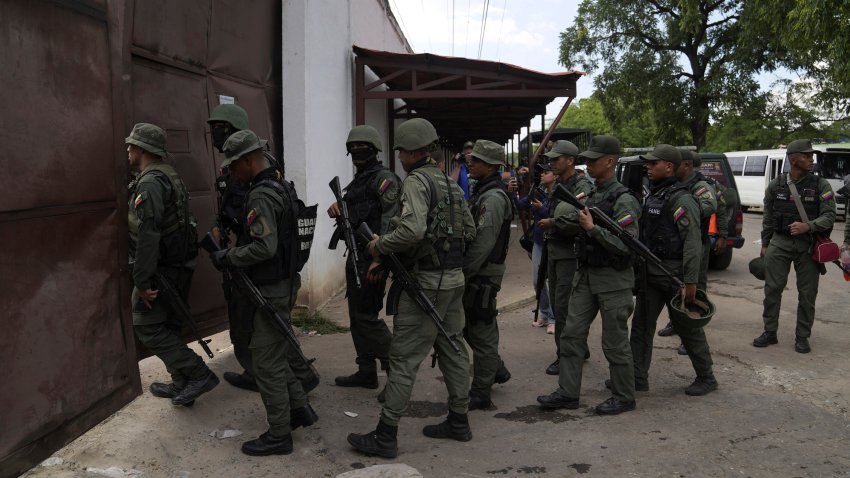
477, 0, 490, 59
495, 0, 507, 60
389, 0, 414, 51
464, 0, 471, 56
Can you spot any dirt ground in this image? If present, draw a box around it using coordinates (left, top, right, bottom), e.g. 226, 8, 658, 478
22, 215, 850, 478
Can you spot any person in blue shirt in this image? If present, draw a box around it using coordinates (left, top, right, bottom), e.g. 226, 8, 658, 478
451, 140, 474, 199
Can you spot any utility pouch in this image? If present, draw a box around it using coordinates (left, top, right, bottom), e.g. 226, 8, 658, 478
463, 278, 498, 322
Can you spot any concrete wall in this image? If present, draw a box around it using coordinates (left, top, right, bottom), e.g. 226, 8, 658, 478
282, 0, 410, 309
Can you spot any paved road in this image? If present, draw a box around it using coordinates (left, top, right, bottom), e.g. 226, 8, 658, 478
23, 214, 850, 478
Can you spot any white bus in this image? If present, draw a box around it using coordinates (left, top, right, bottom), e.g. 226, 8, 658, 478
723, 149, 786, 210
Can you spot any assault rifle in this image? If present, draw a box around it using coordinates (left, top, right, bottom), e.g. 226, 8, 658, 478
328, 176, 362, 288
355, 222, 462, 355
152, 272, 214, 359
552, 183, 685, 289
199, 232, 320, 379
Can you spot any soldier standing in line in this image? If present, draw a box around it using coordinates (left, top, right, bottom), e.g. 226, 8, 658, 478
630, 144, 719, 396
753, 139, 836, 354
209, 130, 317, 456
347, 118, 475, 458
328, 125, 400, 399
463, 140, 516, 410
536, 135, 641, 414
657, 149, 719, 355
537, 140, 593, 375
207, 104, 318, 394
126, 123, 219, 406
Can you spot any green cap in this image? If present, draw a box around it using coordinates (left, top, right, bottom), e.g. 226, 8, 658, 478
691, 151, 702, 167
544, 140, 580, 159
394, 118, 439, 151
463, 140, 475, 149
221, 129, 267, 168
640, 144, 682, 165
787, 139, 820, 154
346, 125, 383, 151
207, 104, 249, 131
578, 135, 621, 160
125, 123, 167, 157
748, 256, 765, 280
470, 139, 505, 166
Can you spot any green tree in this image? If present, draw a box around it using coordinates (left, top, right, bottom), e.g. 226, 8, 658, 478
558, 0, 772, 148
559, 96, 611, 134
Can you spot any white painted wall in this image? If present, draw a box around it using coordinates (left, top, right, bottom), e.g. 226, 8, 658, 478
282, 0, 410, 308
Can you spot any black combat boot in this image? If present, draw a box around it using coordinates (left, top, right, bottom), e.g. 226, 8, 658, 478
595, 397, 636, 415
545, 360, 559, 376
685, 376, 719, 396
223, 371, 259, 392
467, 391, 494, 411
536, 392, 579, 410
348, 420, 398, 458
241, 431, 293, 456
494, 364, 511, 384
171, 369, 219, 406
658, 321, 676, 337
422, 410, 473, 441
794, 336, 811, 353
301, 372, 320, 394
752, 331, 778, 347
149, 380, 186, 398
290, 404, 319, 430
677, 342, 688, 355
335, 370, 379, 389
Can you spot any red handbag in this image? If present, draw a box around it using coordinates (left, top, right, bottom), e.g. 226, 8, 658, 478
811, 234, 840, 263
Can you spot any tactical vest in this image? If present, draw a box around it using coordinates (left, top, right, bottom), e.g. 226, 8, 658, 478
547, 173, 590, 244
216, 173, 248, 237
406, 162, 467, 270
772, 173, 821, 236
576, 185, 633, 270
641, 182, 689, 260
344, 162, 387, 236
682, 172, 712, 242
240, 169, 317, 285
469, 174, 514, 265
128, 163, 198, 265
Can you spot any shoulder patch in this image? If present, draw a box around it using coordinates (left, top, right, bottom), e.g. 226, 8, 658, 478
133, 192, 145, 209
695, 187, 709, 197
479, 205, 487, 221
821, 190, 834, 202
575, 191, 587, 201
246, 208, 259, 226
617, 214, 634, 227
378, 178, 392, 195
673, 206, 686, 222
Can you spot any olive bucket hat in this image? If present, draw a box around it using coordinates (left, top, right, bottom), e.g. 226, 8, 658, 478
221, 129, 267, 168
669, 289, 715, 330
470, 139, 505, 166
126, 123, 168, 157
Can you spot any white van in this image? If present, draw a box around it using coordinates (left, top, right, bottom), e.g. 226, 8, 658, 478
723, 149, 786, 210
781, 144, 850, 218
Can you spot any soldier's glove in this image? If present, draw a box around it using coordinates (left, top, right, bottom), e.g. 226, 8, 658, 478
210, 249, 230, 271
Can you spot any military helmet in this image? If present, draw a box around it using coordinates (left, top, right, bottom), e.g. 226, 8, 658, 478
346, 125, 383, 151
470, 139, 505, 166
394, 118, 439, 151
749, 256, 765, 280
125, 123, 167, 157
207, 104, 249, 131
668, 289, 715, 330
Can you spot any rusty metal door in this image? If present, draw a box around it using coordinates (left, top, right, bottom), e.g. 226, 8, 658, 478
0, 0, 283, 475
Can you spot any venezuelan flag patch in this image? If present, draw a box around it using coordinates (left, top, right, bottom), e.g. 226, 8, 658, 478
695, 187, 709, 196
821, 191, 834, 201
575, 191, 587, 201
379, 178, 391, 194
246, 208, 258, 226
673, 206, 686, 222
617, 214, 634, 227
133, 193, 144, 209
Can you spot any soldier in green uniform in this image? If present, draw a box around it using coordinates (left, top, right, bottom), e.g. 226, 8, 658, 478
463, 140, 515, 410
658, 150, 719, 355
126, 123, 219, 406
207, 104, 318, 394
537, 140, 593, 375
630, 144, 718, 396
328, 125, 399, 395
347, 118, 475, 459
753, 139, 836, 354
536, 135, 641, 414
209, 130, 317, 456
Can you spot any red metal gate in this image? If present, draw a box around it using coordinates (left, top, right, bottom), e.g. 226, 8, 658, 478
0, 0, 282, 475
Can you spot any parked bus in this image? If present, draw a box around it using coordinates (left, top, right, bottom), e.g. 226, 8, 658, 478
723, 149, 786, 211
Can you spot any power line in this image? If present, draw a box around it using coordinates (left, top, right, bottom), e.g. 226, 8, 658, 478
464, 0, 471, 57
495, 0, 507, 60
389, 0, 414, 51
477, 0, 490, 59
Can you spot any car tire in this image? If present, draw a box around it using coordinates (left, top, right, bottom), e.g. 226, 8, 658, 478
709, 247, 733, 270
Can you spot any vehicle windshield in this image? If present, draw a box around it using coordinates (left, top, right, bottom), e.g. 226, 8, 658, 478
816, 150, 850, 180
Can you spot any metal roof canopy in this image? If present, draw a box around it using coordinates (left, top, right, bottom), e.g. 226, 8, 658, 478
519, 128, 593, 159
353, 46, 583, 150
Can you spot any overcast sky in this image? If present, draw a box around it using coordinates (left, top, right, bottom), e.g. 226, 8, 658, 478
388, 0, 584, 146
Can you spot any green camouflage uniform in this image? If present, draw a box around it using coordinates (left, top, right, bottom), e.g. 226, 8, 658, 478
557, 176, 641, 402
129, 161, 209, 385
547, 174, 593, 356
219, 167, 308, 437
630, 180, 714, 388
375, 159, 475, 427
463, 172, 514, 402
681, 173, 718, 291
761, 172, 836, 338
